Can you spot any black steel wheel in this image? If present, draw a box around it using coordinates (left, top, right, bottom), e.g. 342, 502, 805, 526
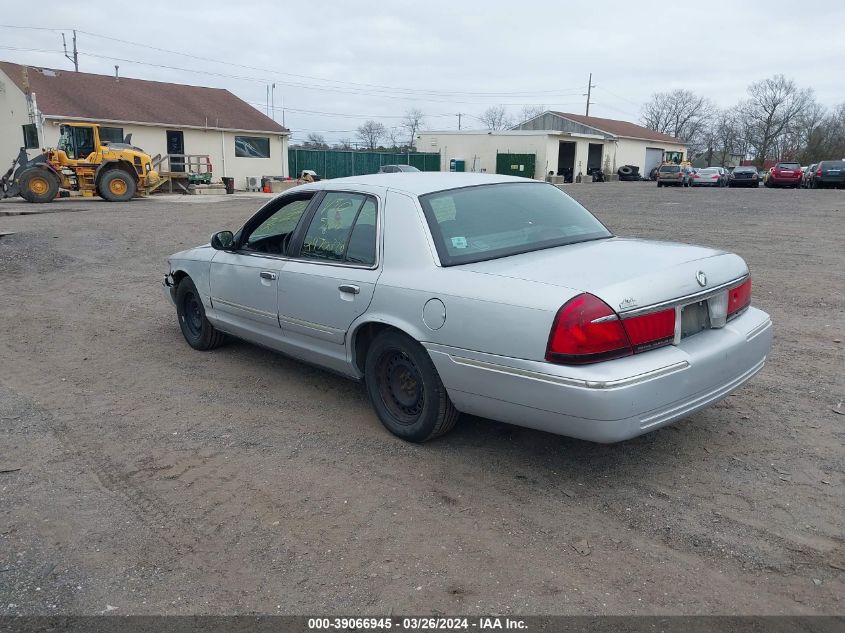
175, 277, 225, 350
364, 330, 458, 442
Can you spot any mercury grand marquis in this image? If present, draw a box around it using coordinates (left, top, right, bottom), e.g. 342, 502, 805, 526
163, 173, 772, 443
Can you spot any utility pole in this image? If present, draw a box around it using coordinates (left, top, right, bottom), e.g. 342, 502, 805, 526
583, 72, 595, 116
265, 85, 270, 116
457, 113, 463, 130
270, 83, 276, 121
62, 30, 79, 71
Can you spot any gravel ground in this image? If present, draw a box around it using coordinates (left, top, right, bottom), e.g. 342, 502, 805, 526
0, 183, 843, 616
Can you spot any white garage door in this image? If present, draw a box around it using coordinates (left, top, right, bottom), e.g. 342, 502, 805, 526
645, 147, 664, 178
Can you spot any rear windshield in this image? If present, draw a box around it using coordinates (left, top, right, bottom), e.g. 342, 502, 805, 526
419, 182, 612, 266
699, 168, 719, 174
659, 165, 680, 173
819, 161, 845, 169
734, 167, 756, 173
776, 163, 800, 169
397, 165, 421, 172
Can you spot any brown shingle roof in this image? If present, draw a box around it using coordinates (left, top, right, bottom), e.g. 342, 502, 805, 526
0, 61, 287, 134
551, 111, 682, 144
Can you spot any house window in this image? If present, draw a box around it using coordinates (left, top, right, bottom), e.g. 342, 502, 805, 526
22, 124, 39, 149
99, 126, 124, 144
235, 136, 270, 158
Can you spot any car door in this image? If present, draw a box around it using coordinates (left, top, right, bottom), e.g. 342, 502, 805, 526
278, 190, 381, 349
209, 193, 314, 339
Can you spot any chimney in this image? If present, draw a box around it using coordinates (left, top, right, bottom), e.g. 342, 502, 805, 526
114, 65, 119, 81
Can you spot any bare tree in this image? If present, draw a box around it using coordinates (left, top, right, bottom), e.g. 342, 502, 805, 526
738, 75, 813, 165
517, 104, 546, 125
305, 133, 328, 149
387, 127, 406, 151
641, 89, 714, 143
336, 138, 353, 150
356, 120, 386, 150
479, 105, 513, 131
401, 109, 425, 148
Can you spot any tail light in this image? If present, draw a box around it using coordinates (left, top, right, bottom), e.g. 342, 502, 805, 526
622, 309, 676, 352
727, 278, 752, 318
546, 294, 676, 365
546, 294, 632, 364
816, 169, 822, 176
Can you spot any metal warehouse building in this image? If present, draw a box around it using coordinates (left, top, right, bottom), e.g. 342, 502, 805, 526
417, 111, 687, 180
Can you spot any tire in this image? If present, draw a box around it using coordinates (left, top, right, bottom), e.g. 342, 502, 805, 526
657, 182, 663, 188
19, 167, 59, 203
364, 330, 459, 442
175, 277, 225, 351
98, 169, 137, 202
618, 165, 633, 176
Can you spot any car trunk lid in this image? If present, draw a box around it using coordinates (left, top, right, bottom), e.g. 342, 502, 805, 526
461, 237, 748, 315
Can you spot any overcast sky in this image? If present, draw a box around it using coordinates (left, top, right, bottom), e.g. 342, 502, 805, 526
2, 1, 843, 144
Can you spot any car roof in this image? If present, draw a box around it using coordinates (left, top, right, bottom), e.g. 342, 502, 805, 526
295, 172, 535, 196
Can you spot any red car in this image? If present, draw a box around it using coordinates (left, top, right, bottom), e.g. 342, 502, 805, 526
765, 162, 803, 188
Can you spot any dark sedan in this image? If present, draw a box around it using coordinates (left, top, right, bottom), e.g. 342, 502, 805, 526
729, 166, 760, 188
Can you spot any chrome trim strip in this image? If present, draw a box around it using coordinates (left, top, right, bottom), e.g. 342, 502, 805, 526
620, 274, 748, 317
448, 355, 689, 390
279, 314, 343, 335
211, 297, 278, 320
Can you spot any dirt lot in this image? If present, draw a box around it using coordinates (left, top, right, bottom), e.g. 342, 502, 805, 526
0, 183, 843, 616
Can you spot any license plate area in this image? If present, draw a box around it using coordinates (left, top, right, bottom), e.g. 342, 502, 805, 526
680, 300, 711, 339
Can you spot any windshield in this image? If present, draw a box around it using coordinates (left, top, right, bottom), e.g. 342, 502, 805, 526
397, 165, 420, 172
419, 182, 612, 266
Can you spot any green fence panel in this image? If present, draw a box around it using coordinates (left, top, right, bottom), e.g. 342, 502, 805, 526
496, 153, 536, 178
289, 149, 440, 179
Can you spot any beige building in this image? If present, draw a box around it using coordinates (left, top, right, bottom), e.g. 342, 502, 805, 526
418, 111, 687, 181
0, 61, 289, 190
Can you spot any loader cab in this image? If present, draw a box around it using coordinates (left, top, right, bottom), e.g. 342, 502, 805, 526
57, 124, 99, 160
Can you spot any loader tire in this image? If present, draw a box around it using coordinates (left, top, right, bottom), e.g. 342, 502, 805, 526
99, 169, 136, 202
19, 168, 59, 203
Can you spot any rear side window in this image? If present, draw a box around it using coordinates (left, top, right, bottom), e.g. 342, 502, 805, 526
419, 182, 611, 266
300, 192, 377, 265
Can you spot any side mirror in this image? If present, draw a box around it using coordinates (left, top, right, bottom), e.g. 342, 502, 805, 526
210, 230, 235, 250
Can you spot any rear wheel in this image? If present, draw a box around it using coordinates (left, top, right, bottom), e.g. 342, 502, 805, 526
99, 169, 137, 202
364, 330, 459, 442
19, 168, 59, 203
175, 277, 225, 350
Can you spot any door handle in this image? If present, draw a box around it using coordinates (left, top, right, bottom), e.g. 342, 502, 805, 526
338, 284, 360, 294
259, 271, 277, 280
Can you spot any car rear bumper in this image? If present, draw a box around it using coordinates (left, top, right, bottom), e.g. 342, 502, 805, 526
769, 176, 802, 185
425, 307, 772, 443
691, 181, 720, 186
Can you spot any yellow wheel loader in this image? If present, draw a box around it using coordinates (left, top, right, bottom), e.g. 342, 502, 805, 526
1, 122, 160, 203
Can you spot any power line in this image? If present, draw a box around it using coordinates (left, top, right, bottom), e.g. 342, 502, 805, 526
0, 24, 588, 99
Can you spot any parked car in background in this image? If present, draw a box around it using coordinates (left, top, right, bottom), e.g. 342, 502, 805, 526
378, 164, 421, 173
729, 166, 760, 188
657, 164, 691, 187
162, 173, 772, 444
803, 164, 818, 188
810, 160, 845, 189
691, 167, 728, 187
765, 162, 803, 188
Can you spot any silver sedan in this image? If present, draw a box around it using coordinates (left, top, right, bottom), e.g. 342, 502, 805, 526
163, 173, 772, 443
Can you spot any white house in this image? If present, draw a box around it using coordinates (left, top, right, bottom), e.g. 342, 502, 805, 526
417, 111, 687, 180
0, 61, 289, 189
